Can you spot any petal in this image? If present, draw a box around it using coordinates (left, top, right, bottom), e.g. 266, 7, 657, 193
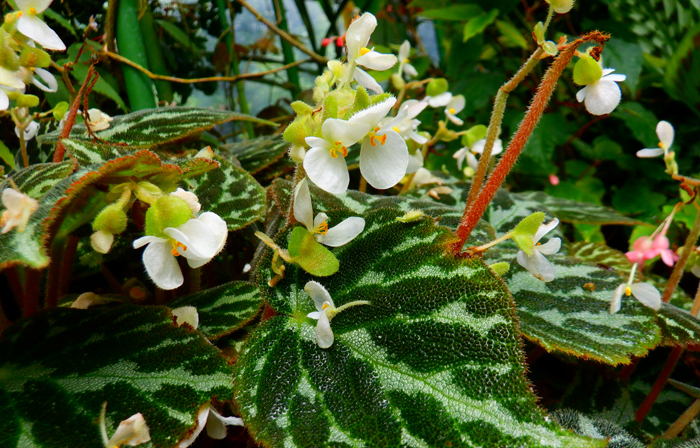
307, 311, 321, 319
320, 217, 365, 247
407, 130, 428, 145
537, 237, 561, 255
322, 118, 370, 147
601, 68, 616, 77
453, 147, 468, 169
403, 63, 418, 78
466, 152, 479, 170
345, 13, 376, 59
447, 95, 466, 113
603, 73, 626, 82
0, 89, 8, 110
177, 405, 209, 448
631, 283, 662, 310
205, 406, 244, 440
106, 412, 151, 447
353, 67, 383, 93
660, 249, 678, 267
626, 250, 645, 265
636, 148, 664, 158
32, 68, 57, 92
305, 136, 331, 150
356, 51, 398, 71
17, 0, 53, 13
171, 306, 199, 329
403, 99, 427, 118
656, 121, 674, 148
350, 97, 396, 129
304, 280, 334, 310
133, 235, 166, 249
406, 151, 423, 174
141, 240, 183, 290
303, 146, 350, 194
316, 311, 334, 348
576, 86, 588, 103
584, 80, 622, 115
491, 139, 504, 155
293, 178, 314, 231
17, 15, 66, 51
359, 131, 408, 190
534, 218, 559, 243
0, 66, 24, 90
516, 249, 556, 282
445, 111, 463, 126
398, 40, 410, 61
609, 284, 625, 314
428, 92, 452, 108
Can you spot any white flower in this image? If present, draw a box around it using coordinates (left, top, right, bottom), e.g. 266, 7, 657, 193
15, 120, 39, 141
345, 13, 398, 93
0, 66, 25, 111
15, 0, 66, 50
453, 138, 503, 170
86, 109, 113, 132
427, 92, 452, 108
133, 212, 227, 290
171, 306, 199, 329
304, 118, 369, 194
609, 282, 661, 314
1, 188, 39, 233
383, 99, 428, 146
397, 40, 418, 79
444, 95, 465, 126
294, 178, 365, 246
350, 97, 409, 190
406, 150, 424, 174
516, 218, 561, 282
637, 121, 674, 158
91, 229, 114, 254
409, 167, 443, 188
170, 188, 201, 216
177, 403, 244, 448
105, 412, 151, 447
305, 281, 337, 348
31, 67, 58, 92
576, 68, 626, 115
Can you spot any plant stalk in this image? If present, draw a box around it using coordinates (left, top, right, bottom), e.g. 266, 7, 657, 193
661, 203, 700, 303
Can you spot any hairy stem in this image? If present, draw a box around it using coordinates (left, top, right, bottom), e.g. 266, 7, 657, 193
661, 203, 700, 303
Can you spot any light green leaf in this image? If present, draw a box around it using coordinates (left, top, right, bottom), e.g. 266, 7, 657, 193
242, 208, 603, 447
169, 281, 263, 340
71, 63, 128, 111
156, 19, 195, 49
0, 140, 15, 169
513, 212, 545, 255
496, 20, 528, 49
463, 9, 499, 43
603, 38, 644, 93
664, 23, 700, 115
0, 305, 234, 448
416, 4, 483, 20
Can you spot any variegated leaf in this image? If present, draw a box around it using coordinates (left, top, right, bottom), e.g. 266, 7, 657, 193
0, 305, 234, 448
569, 241, 640, 281
38, 107, 276, 147
169, 281, 262, 340
237, 208, 602, 447
551, 409, 645, 448
222, 135, 290, 175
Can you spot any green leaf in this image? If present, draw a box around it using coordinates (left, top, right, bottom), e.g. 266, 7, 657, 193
512, 113, 572, 176
71, 63, 128, 111
551, 410, 645, 448
222, 135, 289, 175
287, 226, 339, 276
169, 281, 263, 340
38, 107, 276, 148
416, 4, 483, 20
0, 140, 15, 169
0, 305, 233, 448
496, 20, 528, 49
603, 38, 644, 93
241, 208, 603, 447
664, 23, 700, 115
156, 19, 194, 48
463, 9, 499, 43
613, 101, 659, 147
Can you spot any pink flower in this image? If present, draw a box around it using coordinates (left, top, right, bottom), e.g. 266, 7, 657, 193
626, 236, 652, 264
646, 234, 678, 267
549, 174, 560, 186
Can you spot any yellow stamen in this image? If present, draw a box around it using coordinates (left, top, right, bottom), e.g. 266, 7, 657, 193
315, 221, 328, 235
403, 59, 409, 64
449, 108, 456, 114
171, 241, 187, 256
360, 47, 370, 56
16, 11, 23, 17
624, 286, 632, 296
29, 7, 37, 14
322, 303, 330, 310
392, 126, 400, 133
329, 141, 347, 158
536, 242, 541, 246
658, 142, 663, 148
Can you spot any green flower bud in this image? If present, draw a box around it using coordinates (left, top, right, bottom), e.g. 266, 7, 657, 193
2, 12, 21, 32
573, 56, 602, 86
322, 95, 338, 121
52, 101, 69, 121
390, 73, 405, 90
291, 101, 314, 115
15, 94, 39, 108
546, 0, 575, 14
283, 118, 310, 147
426, 78, 449, 97
144, 196, 192, 238
19, 46, 51, 68
533, 22, 545, 45
134, 181, 163, 204
93, 203, 128, 234
0, 29, 19, 71
542, 41, 558, 56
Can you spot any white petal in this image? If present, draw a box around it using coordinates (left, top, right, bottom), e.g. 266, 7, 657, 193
406, 151, 423, 174
17, 0, 53, 14
359, 131, 408, 190
398, 40, 410, 61
205, 406, 244, 440
516, 250, 556, 282
16, 121, 39, 141
345, 13, 376, 60
293, 178, 314, 231
403, 99, 427, 118
303, 146, 350, 194
476, 139, 506, 155
353, 67, 383, 93
313, 212, 328, 231
165, 214, 226, 264
656, 121, 674, 148
601, 68, 616, 77
141, 240, 183, 290
355, 51, 397, 71
17, 15, 66, 51
178, 405, 209, 448
447, 95, 466, 114
576, 86, 588, 103
316, 311, 334, 348
171, 306, 199, 329
584, 79, 622, 115
320, 217, 365, 247
107, 412, 151, 447
428, 92, 452, 108
350, 97, 396, 129
534, 218, 559, 243
609, 284, 624, 314
32, 68, 57, 92
636, 148, 664, 158
305, 136, 331, 150
0, 67, 24, 90
307, 311, 321, 319
304, 280, 334, 310
133, 235, 166, 249
537, 237, 561, 255
466, 152, 479, 170
631, 283, 662, 310
403, 63, 418, 78
445, 111, 463, 126
603, 73, 626, 82
0, 89, 8, 110
407, 130, 428, 145
322, 118, 369, 147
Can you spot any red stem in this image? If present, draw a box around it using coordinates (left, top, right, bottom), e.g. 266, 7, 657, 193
451, 32, 609, 254
636, 346, 684, 423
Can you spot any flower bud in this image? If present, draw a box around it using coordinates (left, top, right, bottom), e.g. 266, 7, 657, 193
542, 41, 558, 56
426, 78, 449, 97
90, 229, 114, 254
533, 22, 545, 45
283, 119, 310, 147
390, 73, 405, 90
15, 94, 39, 108
19, 46, 51, 68
144, 196, 192, 238
170, 188, 201, 216
52, 101, 69, 121
291, 101, 313, 116
545, 0, 575, 14
573, 56, 602, 86
0, 29, 19, 71
93, 203, 128, 234
134, 181, 163, 205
